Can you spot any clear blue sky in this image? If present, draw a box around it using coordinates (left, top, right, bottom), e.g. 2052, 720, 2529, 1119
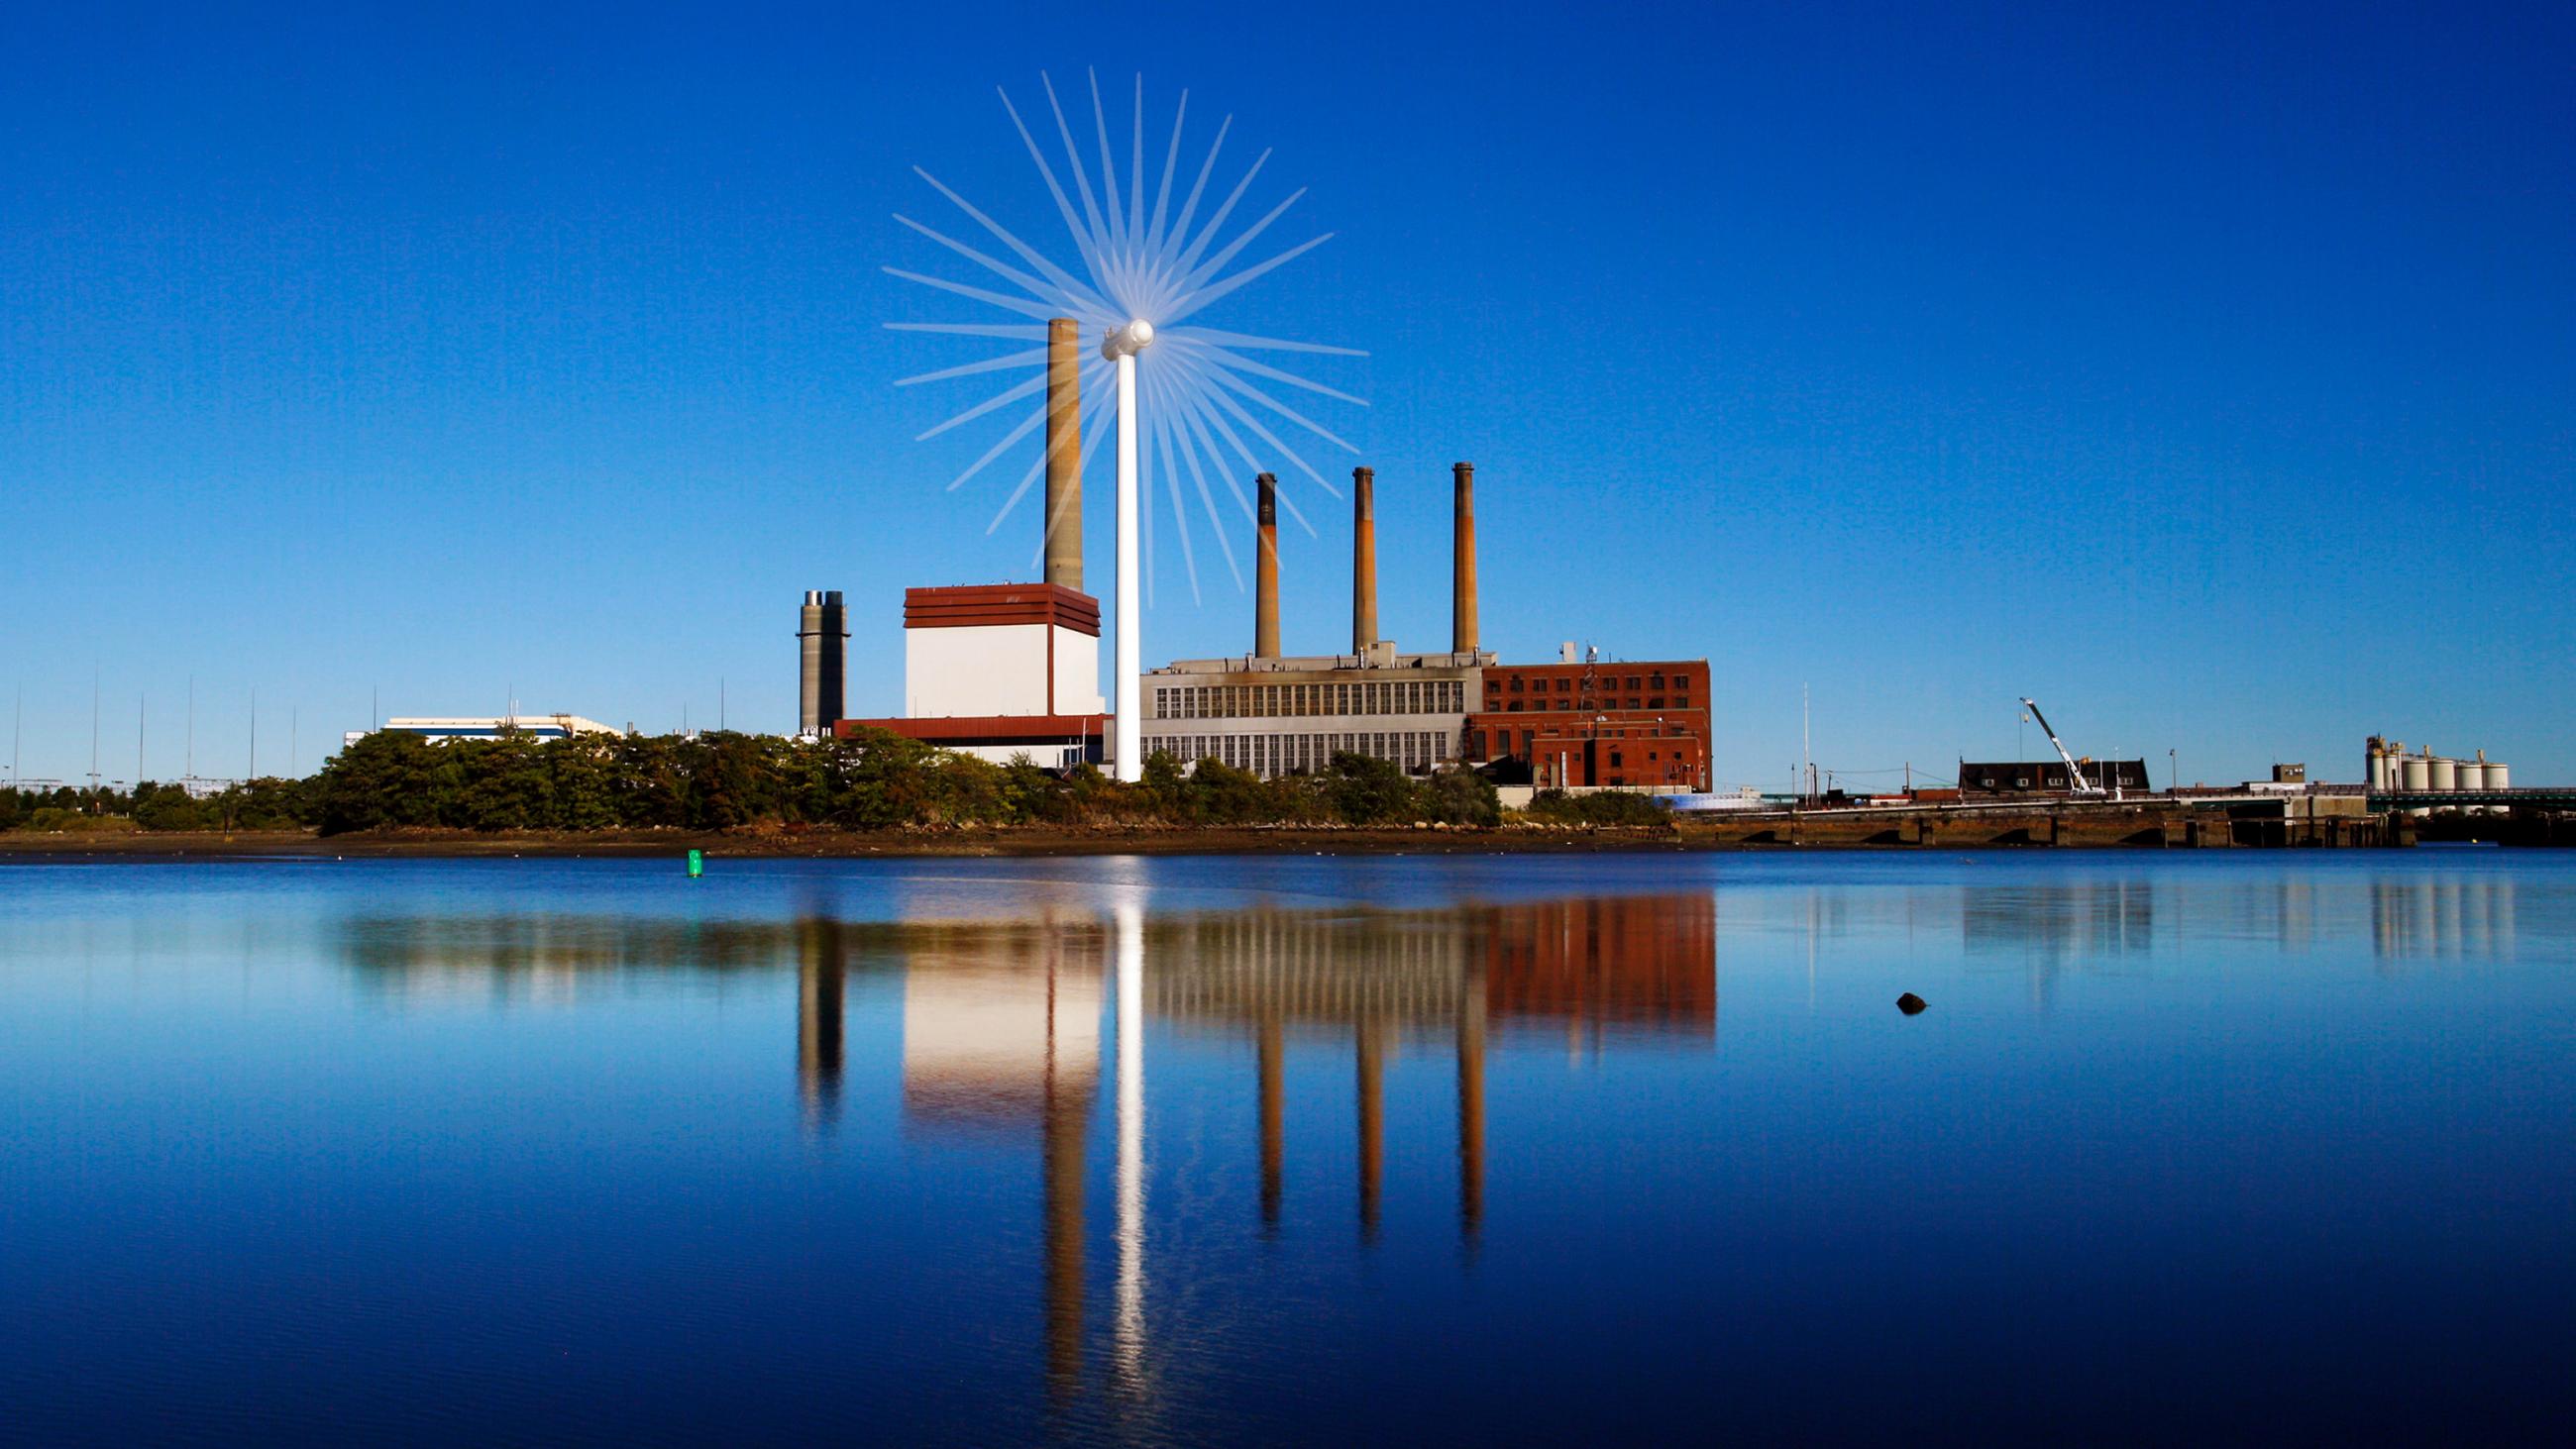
6, 0, 2569, 789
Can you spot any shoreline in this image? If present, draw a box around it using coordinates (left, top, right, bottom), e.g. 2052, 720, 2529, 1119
0, 826, 1711, 860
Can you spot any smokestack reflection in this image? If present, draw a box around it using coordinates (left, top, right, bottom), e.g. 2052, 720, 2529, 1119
1356, 1016, 1384, 1243
797, 919, 847, 1131
1457, 964, 1486, 1240
1258, 1014, 1284, 1229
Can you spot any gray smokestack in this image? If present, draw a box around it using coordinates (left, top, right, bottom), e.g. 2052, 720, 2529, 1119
1351, 466, 1377, 656
1043, 317, 1084, 592
798, 589, 847, 736
1254, 472, 1280, 660
1451, 462, 1478, 656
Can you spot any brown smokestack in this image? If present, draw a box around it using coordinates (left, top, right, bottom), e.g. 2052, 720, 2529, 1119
1451, 461, 1478, 656
1254, 471, 1280, 659
1351, 466, 1377, 655
1043, 317, 1083, 592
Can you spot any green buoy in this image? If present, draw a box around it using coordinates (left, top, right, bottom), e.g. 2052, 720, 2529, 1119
687, 849, 703, 879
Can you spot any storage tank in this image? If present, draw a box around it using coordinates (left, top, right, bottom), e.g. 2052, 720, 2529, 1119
2428, 756, 2458, 791
2366, 737, 2390, 790
2455, 761, 2486, 792
2401, 755, 2430, 790
2488, 761, 2510, 790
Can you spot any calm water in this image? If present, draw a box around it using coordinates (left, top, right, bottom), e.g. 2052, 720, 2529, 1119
4, 851, 2573, 1443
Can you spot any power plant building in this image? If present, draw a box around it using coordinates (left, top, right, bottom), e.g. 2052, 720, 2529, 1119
836, 583, 1109, 769
1144, 462, 1713, 788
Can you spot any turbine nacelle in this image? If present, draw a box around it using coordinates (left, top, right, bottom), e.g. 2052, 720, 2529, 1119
1101, 318, 1156, 360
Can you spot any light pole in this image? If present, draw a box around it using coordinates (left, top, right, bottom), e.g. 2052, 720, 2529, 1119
1102, 319, 1156, 782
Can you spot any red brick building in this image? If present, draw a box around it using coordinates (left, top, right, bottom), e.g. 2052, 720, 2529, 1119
1464, 659, 1711, 790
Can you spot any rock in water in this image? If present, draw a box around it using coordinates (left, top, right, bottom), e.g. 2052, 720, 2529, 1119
1896, 992, 1927, 1015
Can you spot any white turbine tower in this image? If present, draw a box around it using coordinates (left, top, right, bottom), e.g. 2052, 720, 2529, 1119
890, 71, 1365, 782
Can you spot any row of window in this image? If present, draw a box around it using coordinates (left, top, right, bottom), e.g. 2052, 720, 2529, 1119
1492, 672, 1690, 694
1148, 730, 1449, 779
1152, 679, 1466, 721
1498, 696, 1686, 713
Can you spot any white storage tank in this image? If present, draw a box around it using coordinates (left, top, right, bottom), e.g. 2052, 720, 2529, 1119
2488, 761, 2510, 790
2366, 738, 2391, 790
2401, 755, 2430, 790
2455, 761, 2486, 792
2428, 756, 2457, 791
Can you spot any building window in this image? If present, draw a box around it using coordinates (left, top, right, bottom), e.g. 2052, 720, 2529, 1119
1555, 678, 1570, 692
1510, 676, 1523, 692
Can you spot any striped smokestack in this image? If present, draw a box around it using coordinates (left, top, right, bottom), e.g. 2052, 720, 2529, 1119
1451, 462, 1478, 656
1043, 317, 1084, 592
1351, 466, 1377, 655
1254, 471, 1281, 659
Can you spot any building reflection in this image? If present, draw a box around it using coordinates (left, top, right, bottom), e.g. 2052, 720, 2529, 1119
340, 891, 1718, 1403
2371, 876, 2519, 966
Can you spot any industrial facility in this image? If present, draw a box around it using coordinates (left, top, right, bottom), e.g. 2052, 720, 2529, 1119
815, 316, 1715, 790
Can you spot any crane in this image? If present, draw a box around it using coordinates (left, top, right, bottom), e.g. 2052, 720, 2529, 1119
2020, 696, 2109, 798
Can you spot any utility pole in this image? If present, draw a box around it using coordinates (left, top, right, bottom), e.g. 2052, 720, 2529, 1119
1801, 682, 1811, 808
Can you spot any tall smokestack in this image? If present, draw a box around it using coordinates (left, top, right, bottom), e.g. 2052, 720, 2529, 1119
797, 590, 847, 736
1451, 461, 1478, 656
1351, 466, 1377, 656
1043, 317, 1084, 592
1254, 471, 1280, 660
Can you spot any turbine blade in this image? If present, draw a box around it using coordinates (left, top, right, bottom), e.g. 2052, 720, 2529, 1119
885, 266, 1059, 321
1167, 233, 1334, 325
896, 347, 1048, 388
1166, 114, 1232, 274
998, 86, 1114, 289
1040, 73, 1117, 279
919, 369, 1047, 442
1175, 355, 1335, 512
894, 213, 1064, 309
1174, 187, 1304, 298
1175, 147, 1270, 278
1086, 68, 1125, 253
886, 322, 1051, 339
1129, 74, 1146, 248
1181, 339, 1368, 406
1146, 369, 1204, 605
912, 167, 1114, 316
1169, 326, 1366, 358
1147, 89, 1188, 256
1172, 399, 1246, 590
944, 402, 1048, 492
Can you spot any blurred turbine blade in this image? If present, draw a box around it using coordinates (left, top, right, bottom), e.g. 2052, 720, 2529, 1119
1187, 340, 1367, 406
1167, 233, 1334, 325
1087, 68, 1126, 252
945, 402, 1047, 492
894, 213, 1066, 309
1129, 74, 1146, 247
896, 347, 1048, 388
998, 85, 1113, 287
885, 266, 1059, 321
1039, 73, 1117, 283
1173, 400, 1247, 589
1148, 90, 1188, 255
886, 321, 1052, 340
1191, 354, 1364, 457
912, 167, 1113, 315
1175, 148, 1271, 279
1173, 327, 1365, 358
1176, 355, 1333, 509
1174, 188, 1304, 298
1166, 115, 1232, 275
920, 369, 1047, 442
1147, 377, 1204, 604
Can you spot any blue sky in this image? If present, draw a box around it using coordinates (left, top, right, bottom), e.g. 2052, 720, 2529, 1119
5, 0, 2569, 789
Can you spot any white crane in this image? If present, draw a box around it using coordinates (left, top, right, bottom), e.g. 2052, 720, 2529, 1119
2020, 696, 2109, 798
